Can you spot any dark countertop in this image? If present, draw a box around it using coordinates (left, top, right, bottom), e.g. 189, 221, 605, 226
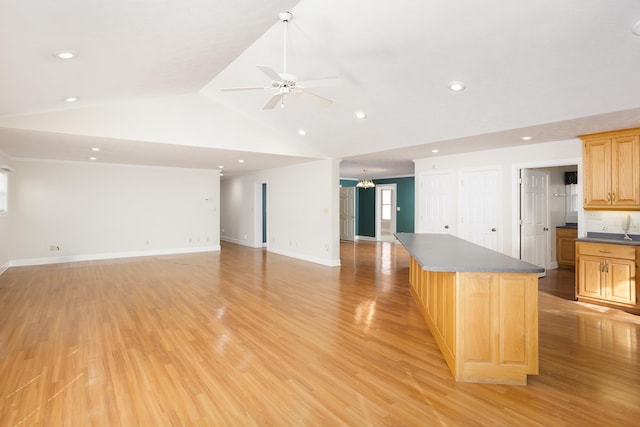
395, 233, 545, 273
576, 232, 640, 246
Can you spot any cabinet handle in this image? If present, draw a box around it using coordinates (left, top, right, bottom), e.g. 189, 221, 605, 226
612, 193, 616, 202
607, 192, 611, 202
599, 250, 611, 253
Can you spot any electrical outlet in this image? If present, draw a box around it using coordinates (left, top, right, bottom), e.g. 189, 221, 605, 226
633, 223, 639, 232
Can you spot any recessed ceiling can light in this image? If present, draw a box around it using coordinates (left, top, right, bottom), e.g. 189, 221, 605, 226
431, 149, 439, 153
238, 159, 245, 163
89, 157, 97, 161
218, 165, 224, 169
521, 136, 532, 140
298, 129, 306, 136
355, 111, 367, 119
55, 50, 77, 60
91, 147, 100, 152
64, 97, 78, 103
448, 81, 466, 91
632, 20, 640, 36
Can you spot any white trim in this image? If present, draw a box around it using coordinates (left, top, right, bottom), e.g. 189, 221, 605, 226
355, 235, 376, 241
268, 247, 340, 267
220, 235, 263, 248
0, 262, 8, 275
9, 246, 220, 268
11, 156, 218, 172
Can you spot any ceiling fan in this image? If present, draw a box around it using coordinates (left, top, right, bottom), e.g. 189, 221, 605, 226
220, 11, 337, 110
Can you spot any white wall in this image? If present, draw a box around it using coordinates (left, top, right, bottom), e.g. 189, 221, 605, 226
414, 139, 582, 258
0, 150, 12, 273
220, 159, 341, 267
9, 159, 220, 266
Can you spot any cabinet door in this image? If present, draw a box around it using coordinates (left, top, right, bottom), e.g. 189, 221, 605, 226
577, 255, 605, 299
556, 228, 577, 268
583, 138, 611, 207
611, 135, 640, 207
606, 258, 636, 305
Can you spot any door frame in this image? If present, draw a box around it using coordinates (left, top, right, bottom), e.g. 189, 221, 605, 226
375, 183, 397, 241
511, 157, 583, 262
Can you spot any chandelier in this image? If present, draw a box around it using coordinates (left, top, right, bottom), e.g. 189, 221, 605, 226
356, 169, 375, 189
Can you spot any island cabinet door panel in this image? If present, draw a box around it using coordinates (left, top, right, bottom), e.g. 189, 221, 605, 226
499, 274, 538, 368
459, 273, 495, 363
456, 272, 539, 384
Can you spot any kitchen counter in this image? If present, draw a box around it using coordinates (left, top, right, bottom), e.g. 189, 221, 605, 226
395, 232, 544, 273
576, 232, 640, 246
395, 233, 539, 385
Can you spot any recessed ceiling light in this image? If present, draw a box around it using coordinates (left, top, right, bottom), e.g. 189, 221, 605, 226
355, 111, 367, 119
238, 159, 245, 163
448, 81, 466, 92
632, 20, 640, 36
91, 147, 100, 152
64, 97, 78, 103
220, 172, 224, 176
432, 149, 439, 153
89, 157, 97, 161
218, 165, 224, 169
298, 129, 306, 136
521, 136, 532, 141
55, 50, 77, 60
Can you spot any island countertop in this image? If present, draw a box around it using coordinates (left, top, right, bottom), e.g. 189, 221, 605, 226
395, 232, 544, 274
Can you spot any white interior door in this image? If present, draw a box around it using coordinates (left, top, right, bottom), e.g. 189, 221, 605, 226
420, 171, 455, 234
459, 168, 499, 250
520, 169, 548, 276
339, 187, 355, 241
376, 184, 396, 242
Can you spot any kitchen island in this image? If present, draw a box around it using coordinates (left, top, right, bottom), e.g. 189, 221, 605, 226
395, 233, 544, 385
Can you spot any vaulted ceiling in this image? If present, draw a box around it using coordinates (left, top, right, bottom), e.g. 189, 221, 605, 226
1, 0, 640, 178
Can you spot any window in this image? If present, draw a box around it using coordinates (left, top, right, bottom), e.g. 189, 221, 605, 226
381, 188, 392, 220
0, 171, 6, 212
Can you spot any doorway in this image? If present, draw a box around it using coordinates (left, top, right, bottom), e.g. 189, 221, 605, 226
340, 187, 356, 241
376, 184, 397, 242
254, 182, 267, 248
513, 159, 581, 271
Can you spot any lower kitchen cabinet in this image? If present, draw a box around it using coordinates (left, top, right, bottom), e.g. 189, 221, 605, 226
576, 242, 638, 311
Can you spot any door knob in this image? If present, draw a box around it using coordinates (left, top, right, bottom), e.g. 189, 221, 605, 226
444, 225, 449, 229
491, 227, 496, 232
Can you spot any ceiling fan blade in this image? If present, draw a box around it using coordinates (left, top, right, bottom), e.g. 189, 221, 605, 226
263, 93, 284, 110
298, 76, 338, 88
220, 87, 267, 92
256, 65, 283, 82
298, 90, 333, 106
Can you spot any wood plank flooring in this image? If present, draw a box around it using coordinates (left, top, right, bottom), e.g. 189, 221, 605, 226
0, 241, 639, 426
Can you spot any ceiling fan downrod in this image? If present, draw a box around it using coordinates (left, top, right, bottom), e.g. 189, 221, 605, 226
279, 11, 292, 74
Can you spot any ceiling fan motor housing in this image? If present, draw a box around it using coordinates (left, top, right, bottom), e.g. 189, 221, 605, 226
279, 11, 292, 22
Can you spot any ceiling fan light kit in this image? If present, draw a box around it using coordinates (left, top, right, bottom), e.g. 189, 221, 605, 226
220, 11, 337, 110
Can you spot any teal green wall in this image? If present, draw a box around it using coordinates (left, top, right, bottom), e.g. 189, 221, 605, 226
340, 177, 415, 238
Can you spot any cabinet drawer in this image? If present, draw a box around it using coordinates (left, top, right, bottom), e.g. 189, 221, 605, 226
576, 242, 636, 260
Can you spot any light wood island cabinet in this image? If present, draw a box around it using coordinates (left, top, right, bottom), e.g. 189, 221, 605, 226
576, 241, 638, 310
580, 128, 640, 209
396, 233, 543, 385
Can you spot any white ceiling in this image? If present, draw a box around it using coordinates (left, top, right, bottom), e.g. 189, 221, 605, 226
1, 0, 640, 179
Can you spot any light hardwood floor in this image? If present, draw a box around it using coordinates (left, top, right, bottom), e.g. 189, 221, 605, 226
0, 241, 639, 426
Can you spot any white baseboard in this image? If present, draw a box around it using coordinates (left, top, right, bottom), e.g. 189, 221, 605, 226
220, 236, 264, 248
355, 235, 376, 241
267, 247, 340, 267
0, 262, 8, 276
9, 245, 220, 268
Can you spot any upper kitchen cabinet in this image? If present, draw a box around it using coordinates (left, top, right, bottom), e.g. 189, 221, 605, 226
581, 128, 640, 210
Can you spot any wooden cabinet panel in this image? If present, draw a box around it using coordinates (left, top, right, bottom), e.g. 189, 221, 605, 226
607, 258, 636, 305
556, 227, 577, 268
611, 135, 640, 206
581, 129, 640, 209
576, 242, 638, 310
